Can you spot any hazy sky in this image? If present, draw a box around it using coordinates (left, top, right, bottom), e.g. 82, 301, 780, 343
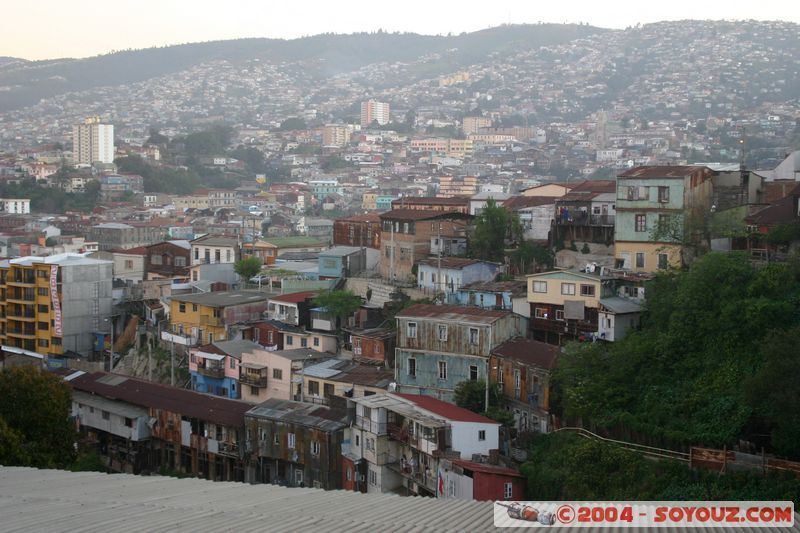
5, 0, 800, 60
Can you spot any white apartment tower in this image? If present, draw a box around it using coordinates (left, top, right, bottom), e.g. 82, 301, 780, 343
360, 100, 391, 128
72, 116, 115, 165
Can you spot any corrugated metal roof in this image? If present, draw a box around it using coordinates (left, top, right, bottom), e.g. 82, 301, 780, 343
599, 297, 644, 314
246, 398, 348, 432
0, 467, 495, 532
618, 165, 709, 179
396, 304, 509, 324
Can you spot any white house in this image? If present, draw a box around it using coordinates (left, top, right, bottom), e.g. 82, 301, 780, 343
0, 198, 31, 214
597, 297, 643, 342
416, 257, 502, 295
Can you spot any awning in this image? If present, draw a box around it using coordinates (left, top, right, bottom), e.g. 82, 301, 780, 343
196, 352, 225, 361
240, 362, 267, 370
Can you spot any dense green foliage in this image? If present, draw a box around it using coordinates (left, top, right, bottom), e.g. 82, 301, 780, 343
0, 366, 75, 467
522, 433, 800, 504
553, 252, 800, 456
0, 179, 99, 213
312, 290, 363, 330
454, 380, 514, 427
233, 256, 263, 281
470, 199, 523, 263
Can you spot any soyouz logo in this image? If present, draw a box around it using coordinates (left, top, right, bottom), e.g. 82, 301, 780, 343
493, 502, 795, 528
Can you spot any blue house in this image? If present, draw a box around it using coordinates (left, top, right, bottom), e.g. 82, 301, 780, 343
416, 257, 503, 295
189, 339, 262, 399
393, 304, 528, 402
450, 280, 528, 310
318, 246, 367, 279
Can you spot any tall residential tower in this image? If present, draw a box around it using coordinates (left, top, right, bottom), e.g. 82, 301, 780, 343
72, 116, 114, 165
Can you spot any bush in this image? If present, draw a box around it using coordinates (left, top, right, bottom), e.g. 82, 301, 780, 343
581, 242, 591, 254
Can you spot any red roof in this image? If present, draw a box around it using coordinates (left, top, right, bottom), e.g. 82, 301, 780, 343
110, 246, 147, 255
396, 304, 509, 321
392, 393, 498, 424
618, 165, 709, 179
451, 459, 524, 478
379, 208, 469, 221
503, 196, 556, 210
269, 291, 318, 304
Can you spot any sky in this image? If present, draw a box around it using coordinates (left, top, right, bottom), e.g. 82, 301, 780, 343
4, 0, 800, 60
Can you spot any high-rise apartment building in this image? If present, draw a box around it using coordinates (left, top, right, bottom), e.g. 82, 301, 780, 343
72, 116, 115, 165
322, 125, 351, 147
360, 100, 391, 128
0, 253, 113, 357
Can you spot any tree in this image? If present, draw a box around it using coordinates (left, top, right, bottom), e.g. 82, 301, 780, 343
454, 379, 514, 427
0, 366, 75, 467
277, 117, 307, 131
234, 256, 263, 281
312, 290, 363, 330
470, 199, 523, 262
0, 417, 28, 466
746, 326, 800, 458
510, 241, 553, 274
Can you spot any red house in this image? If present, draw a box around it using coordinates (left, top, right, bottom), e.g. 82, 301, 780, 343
243, 319, 285, 350
446, 459, 525, 501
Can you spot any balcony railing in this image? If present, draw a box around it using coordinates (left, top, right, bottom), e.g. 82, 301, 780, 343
356, 415, 387, 435
240, 373, 267, 387
555, 214, 615, 226
216, 441, 240, 458
196, 366, 224, 379
386, 459, 438, 494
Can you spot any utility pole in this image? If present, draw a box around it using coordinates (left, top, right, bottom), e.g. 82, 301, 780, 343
148, 340, 152, 381
390, 220, 395, 283
170, 339, 175, 386
437, 222, 442, 296
484, 359, 490, 413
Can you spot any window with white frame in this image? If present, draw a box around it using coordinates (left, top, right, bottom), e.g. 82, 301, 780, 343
555, 309, 565, 321
407, 322, 417, 338
438, 361, 447, 380
437, 324, 448, 341
561, 283, 576, 295
369, 469, 377, 486
408, 357, 416, 377
504, 482, 513, 499
580, 284, 595, 297
287, 433, 296, 449
532, 281, 547, 293
478, 429, 486, 441
469, 327, 479, 345
310, 440, 320, 456
534, 307, 549, 319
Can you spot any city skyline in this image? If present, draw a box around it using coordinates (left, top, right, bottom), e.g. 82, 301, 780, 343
3, 0, 800, 60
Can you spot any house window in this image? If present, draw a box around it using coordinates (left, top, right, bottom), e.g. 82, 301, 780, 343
273, 434, 279, 445
194, 248, 199, 260
469, 327, 479, 345
532, 281, 547, 293
369, 470, 377, 486
504, 482, 513, 499
179, 303, 186, 313
658, 186, 669, 203
38, 321, 49, 331
635, 214, 647, 232
295, 470, 303, 485
250, 386, 259, 395
38, 304, 48, 313
438, 361, 447, 380
560, 283, 575, 296
478, 430, 486, 441
287, 433, 296, 449
470, 365, 478, 381
267, 331, 274, 344
635, 252, 645, 269
497, 365, 504, 384
580, 284, 595, 297
38, 339, 49, 348
37, 287, 48, 296
124, 259, 134, 269
437, 324, 448, 342
215, 250, 221, 262
313, 337, 319, 347
192, 304, 198, 312
191, 354, 196, 363
286, 336, 294, 346
555, 309, 565, 321
226, 249, 231, 262
310, 440, 320, 456
658, 253, 669, 269
408, 357, 416, 377
300, 338, 308, 348
258, 427, 267, 442
406, 322, 417, 338
102, 411, 110, 421
273, 368, 283, 380
346, 469, 352, 482
176, 257, 186, 267
534, 307, 549, 319
308, 380, 319, 396
230, 358, 235, 369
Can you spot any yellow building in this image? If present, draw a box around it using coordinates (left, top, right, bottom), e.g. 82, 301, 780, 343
169, 291, 269, 346
362, 192, 378, 211
0, 254, 113, 356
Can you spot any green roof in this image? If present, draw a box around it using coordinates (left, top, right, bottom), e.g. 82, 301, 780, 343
261, 236, 325, 248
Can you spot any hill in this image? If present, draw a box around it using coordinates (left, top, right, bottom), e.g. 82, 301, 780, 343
0, 24, 606, 112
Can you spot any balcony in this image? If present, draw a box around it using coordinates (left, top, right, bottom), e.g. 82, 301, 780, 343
6, 307, 36, 321
555, 213, 615, 227
7, 326, 37, 338
216, 441, 240, 458
6, 291, 35, 304
240, 372, 267, 388
386, 459, 438, 494
196, 365, 225, 379
356, 415, 387, 435
7, 275, 36, 286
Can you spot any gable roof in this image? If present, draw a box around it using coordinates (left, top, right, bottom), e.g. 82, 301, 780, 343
392, 393, 498, 424
268, 291, 318, 304
378, 209, 471, 221
503, 196, 556, 210
492, 338, 560, 370
617, 165, 709, 179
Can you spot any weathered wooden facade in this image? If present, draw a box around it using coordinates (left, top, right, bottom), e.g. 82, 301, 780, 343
144, 241, 191, 280
333, 214, 382, 250
244, 398, 348, 489
394, 304, 528, 402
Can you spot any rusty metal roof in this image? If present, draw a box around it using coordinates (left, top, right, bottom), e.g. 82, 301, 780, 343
70, 372, 252, 427
617, 165, 709, 179
245, 398, 348, 432
396, 304, 510, 324
491, 337, 560, 370
378, 209, 472, 221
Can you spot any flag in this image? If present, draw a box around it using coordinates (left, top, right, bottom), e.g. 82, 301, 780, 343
438, 467, 445, 498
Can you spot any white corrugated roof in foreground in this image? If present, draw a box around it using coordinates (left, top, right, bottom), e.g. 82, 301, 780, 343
0, 467, 493, 532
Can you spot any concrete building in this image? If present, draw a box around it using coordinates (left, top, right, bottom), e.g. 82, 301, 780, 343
360, 100, 391, 128
190, 235, 241, 266
89, 223, 168, 251
72, 116, 114, 165
0, 198, 30, 214
322, 125, 352, 147
0, 253, 112, 356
